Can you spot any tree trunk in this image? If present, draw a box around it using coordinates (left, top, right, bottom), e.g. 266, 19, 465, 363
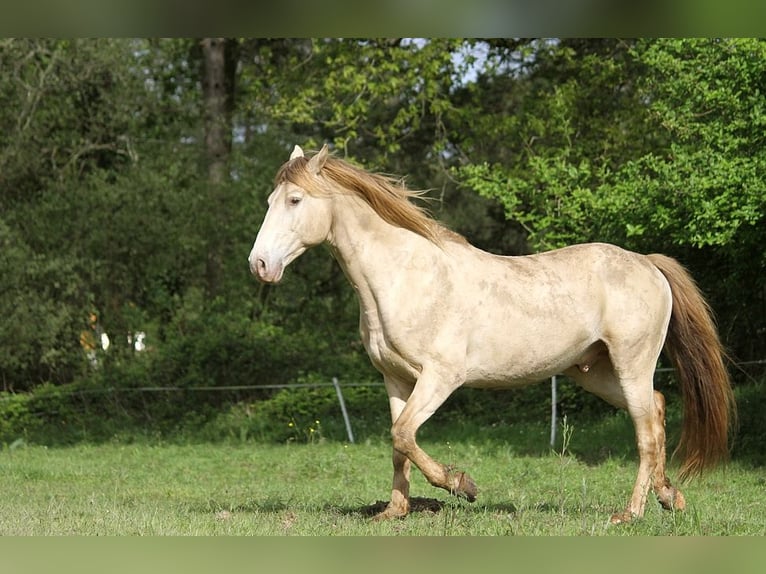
201, 37, 238, 299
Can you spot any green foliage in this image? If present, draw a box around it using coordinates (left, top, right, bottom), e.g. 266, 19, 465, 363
0, 392, 40, 441
202, 384, 389, 444
458, 158, 599, 250
617, 38, 766, 248
1, 38, 764, 447
0, 220, 89, 390
0, 39, 142, 198
452, 39, 647, 250
242, 39, 462, 160
730, 381, 766, 466
0, 296, 378, 444
454, 39, 766, 252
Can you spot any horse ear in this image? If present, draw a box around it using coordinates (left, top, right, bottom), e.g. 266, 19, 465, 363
307, 144, 329, 175
289, 145, 304, 160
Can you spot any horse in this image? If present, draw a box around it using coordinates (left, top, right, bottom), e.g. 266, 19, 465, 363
248, 144, 735, 524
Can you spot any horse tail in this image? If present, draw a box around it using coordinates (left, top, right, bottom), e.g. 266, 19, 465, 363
647, 254, 736, 481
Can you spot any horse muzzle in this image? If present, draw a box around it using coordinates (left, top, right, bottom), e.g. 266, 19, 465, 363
249, 253, 284, 284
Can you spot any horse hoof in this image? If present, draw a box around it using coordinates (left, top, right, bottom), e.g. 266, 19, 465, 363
609, 511, 634, 525
657, 487, 686, 512
372, 504, 408, 521
453, 471, 478, 502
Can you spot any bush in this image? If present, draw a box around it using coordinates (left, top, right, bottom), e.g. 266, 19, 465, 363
731, 381, 766, 466
0, 301, 380, 445
0, 380, 134, 445
0, 220, 90, 391
0, 392, 41, 443
199, 380, 390, 444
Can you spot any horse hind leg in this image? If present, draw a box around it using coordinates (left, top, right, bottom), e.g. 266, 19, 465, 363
611, 376, 687, 524
602, 378, 655, 524
568, 359, 674, 524
649, 390, 686, 512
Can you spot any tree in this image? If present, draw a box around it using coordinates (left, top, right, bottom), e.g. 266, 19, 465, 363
452, 38, 766, 360
0, 39, 227, 386
0, 39, 147, 388
2, 37, 763, 395
200, 38, 239, 298
0, 219, 87, 390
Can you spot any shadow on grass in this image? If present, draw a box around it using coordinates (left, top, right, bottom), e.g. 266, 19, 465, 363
351, 498, 525, 518
195, 495, 524, 518
355, 496, 445, 517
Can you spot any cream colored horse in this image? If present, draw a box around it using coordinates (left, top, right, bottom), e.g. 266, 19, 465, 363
249, 144, 735, 524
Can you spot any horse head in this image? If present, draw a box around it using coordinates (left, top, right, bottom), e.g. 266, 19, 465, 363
248, 144, 332, 283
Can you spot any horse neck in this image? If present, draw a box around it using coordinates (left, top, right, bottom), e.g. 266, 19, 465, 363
326, 193, 417, 297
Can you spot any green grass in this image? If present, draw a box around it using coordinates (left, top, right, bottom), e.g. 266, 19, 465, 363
2, 436, 764, 535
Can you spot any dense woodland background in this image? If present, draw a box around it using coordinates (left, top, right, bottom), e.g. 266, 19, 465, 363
1, 38, 764, 444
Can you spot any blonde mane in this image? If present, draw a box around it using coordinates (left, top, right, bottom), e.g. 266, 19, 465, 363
275, 153, 462, 245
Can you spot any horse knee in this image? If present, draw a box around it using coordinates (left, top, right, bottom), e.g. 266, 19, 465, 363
391, 425, 416, 454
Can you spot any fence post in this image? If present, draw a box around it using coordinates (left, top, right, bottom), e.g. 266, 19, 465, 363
332, 377, 355, 443
550, 375, 557, 448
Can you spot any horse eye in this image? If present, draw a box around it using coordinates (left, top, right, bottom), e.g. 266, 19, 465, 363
288, 196, 302, 206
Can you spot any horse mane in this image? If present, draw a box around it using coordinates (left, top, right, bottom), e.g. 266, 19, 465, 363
275, 153, 464, 245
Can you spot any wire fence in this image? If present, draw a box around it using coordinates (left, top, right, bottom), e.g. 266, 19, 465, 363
7, 360, 760, 397
3, 359, 764, 445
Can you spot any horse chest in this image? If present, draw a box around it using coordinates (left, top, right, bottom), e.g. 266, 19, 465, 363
360, 317, 419, 381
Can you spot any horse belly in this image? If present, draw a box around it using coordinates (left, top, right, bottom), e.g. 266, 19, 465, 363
463, 352, 572, 389
462, 312, 598, 389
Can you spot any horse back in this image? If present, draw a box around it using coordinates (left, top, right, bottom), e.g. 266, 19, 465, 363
449, 242, 671, 384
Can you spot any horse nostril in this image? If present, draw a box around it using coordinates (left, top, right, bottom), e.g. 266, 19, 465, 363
249, 255, 265, 276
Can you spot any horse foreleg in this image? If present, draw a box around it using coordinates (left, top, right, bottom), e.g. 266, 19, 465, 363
374, 367, 477, 521
392, 426, 478, 502
374, 377, 414, 520
373, 450, 412, 520
389, 368, 478, 502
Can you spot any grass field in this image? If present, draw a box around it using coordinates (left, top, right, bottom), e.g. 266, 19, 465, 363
2, 434, 764, 536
